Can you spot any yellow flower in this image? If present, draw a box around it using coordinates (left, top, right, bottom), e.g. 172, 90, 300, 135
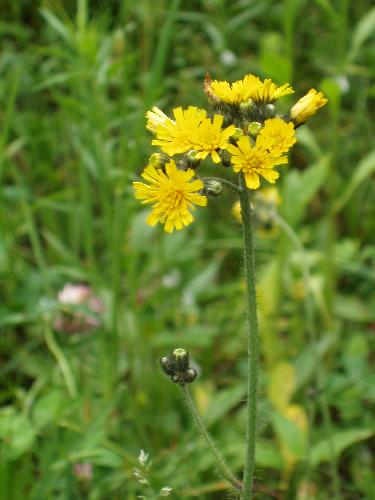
133, 160, 207, 233
209, 74, 261, 105
227, 136, 287, 189
257, 186, 281, 206
290, 88, 327, 125
232, 187, 281, 225
146, 107, 174, 133
193, 114, 236, 163
249, 79, 294, 103
152, 106, 207, 156
258, 117, 296, 155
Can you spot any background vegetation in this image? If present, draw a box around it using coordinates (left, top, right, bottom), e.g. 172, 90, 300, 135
1, 0, 374, 498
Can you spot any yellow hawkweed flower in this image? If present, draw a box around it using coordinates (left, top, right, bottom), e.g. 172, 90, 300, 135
249, 79, 294, 104
227, 136, 287, 189
132, 160, 207, 233
193, 114, 236, 163
290, 88, 327, 125
152, 106, 207, 156
257, 186, 281, 206
258, 118, 296, 155
209, 74, 261, 105
146, 107, 174, 133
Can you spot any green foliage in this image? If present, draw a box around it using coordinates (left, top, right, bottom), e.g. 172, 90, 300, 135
0, 0, 374, 498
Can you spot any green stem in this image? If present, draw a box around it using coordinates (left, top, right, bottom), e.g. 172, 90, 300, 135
44, 324, 77, 398
238, 174, 259, 500
182, 384, 242, 491
201, 176, 243, 193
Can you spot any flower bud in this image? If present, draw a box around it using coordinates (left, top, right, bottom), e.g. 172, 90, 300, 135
183, 367, 197, 384
148, 153, 164, 169
172, 348, 189, 372
290, 89, 327, 125
232, 128, 243, 141
160, 356, 174, 376
263, 104, 276, 119
248, 122, 262, 137
204, 179, 223, 197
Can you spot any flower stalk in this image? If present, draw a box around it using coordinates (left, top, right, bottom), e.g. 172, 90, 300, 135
135, 71, 327, 497
182, 384, 243, 492
238, 174, 259, 499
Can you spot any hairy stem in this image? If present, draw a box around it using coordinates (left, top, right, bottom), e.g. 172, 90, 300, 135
238, 174, 259, 500
181, 384, 242, 491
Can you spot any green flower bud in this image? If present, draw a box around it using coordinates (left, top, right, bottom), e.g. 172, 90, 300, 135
172, 348, 189, 372
248, 122, 262, 137
183, 367, 197, 384
263, 104, 276, 119
204, 179, 223, 197
172, 373, 183, 385
232, 128, 243, 141
148, 153, 164, 169
160, 356, 175, 376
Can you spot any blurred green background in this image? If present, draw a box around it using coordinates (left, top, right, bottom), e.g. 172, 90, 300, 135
1, 0, 374, 498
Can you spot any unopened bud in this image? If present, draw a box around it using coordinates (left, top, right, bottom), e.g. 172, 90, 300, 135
232, 128, 243, 141
183, 367, 197, 384
160, 356, 174, 376
263, 104, 276, 119
248, 122, 262, 137
204, 179, 223, 197
172, 348, 189, 372
148, 153, 164, 169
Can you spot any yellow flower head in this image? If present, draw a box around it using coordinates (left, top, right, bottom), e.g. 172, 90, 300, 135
290, 88, 327, 125
209, 74, 261, 105
227, 136, 287, 189
249, 79, 294, 104
232, 187, 281, 237
133, 160, 207, 233
146, 107, 174, 133
152, 106, 207, 156
258, 117, 296, 156
193, 114, 236, 163
257, 186, 281, 206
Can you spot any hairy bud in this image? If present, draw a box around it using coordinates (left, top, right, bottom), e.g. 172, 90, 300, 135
172, 348, 189, 372
204, 179, 223, 197
183, 367, 197, 384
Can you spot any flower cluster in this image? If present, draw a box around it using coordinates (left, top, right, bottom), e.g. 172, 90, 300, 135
160, 348, 197, 385
133, 73, 327, 232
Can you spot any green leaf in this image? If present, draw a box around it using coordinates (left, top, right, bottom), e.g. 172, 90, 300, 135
204, 384, 246, 427
32, 390, 65, 430
0, 407, 35, 460
335, 294, 375, 322
282, 156, 329, 225
311, 428, 374, 465
271, 410, 307, 460
334, 150, 375, 213
294, 333, 337, 389
348, 6, 375, 62
40, 9, 73, 45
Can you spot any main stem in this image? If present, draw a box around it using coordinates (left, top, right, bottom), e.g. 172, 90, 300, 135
238, 174, 259, 500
